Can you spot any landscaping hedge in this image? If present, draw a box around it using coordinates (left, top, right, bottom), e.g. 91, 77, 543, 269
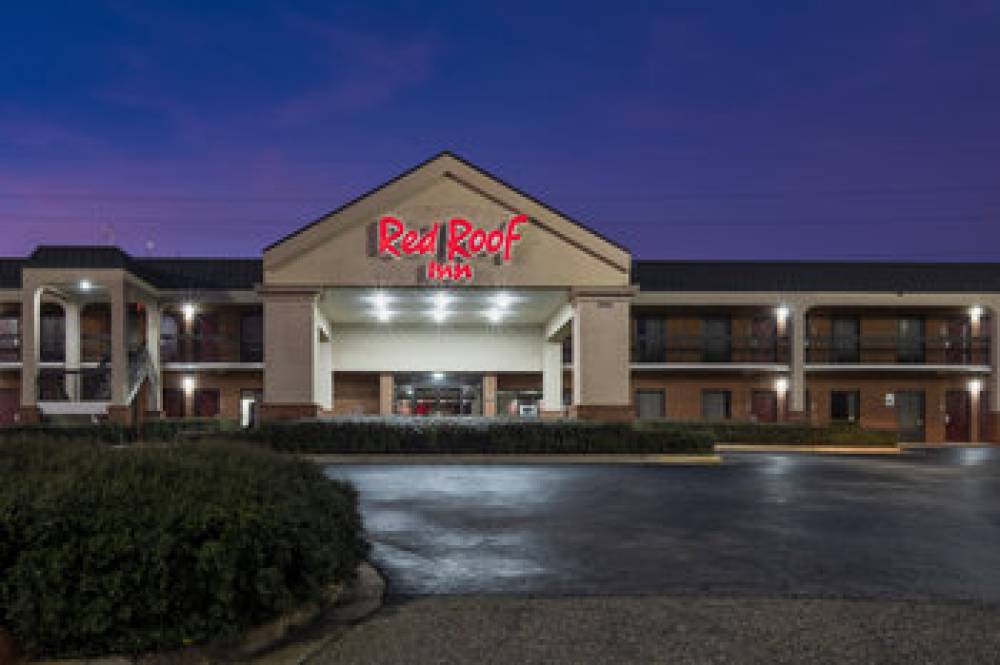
254, 419, 716, 455
635, 420, 898, 446
140, 417, 240, 442
0, 423, 127, 445
0, 441, 367, 658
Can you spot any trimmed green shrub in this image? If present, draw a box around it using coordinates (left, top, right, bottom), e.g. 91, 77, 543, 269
0, 423, 126, 445
256, 419, 715, 455
635, 420, 898, 446
139, 417, 240, 442
0, 441, 367, 658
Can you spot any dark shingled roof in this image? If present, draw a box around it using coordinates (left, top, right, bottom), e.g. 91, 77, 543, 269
4, 246, 263, 290
633, 260, 1000, 293
0, 259, 24, 289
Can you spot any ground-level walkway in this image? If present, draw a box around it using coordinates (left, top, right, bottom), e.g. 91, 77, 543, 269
313, 596, 1000, 665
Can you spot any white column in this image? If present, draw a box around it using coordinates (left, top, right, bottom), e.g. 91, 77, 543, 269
109, 282, 128, 405
989, 308, 1000, 412
541, 339, 563, 414
145, 301, 162, 412
64, 301, 81, 400
789, 306, 806, 416
20, 286, 41, 407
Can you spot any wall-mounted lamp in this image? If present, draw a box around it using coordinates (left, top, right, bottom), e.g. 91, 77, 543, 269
775, 377, 789, 394
775, 306, 790, 324
182, 302, 196, 323
78, 279, 92, 291
968, 378, 982, 395
182, 375, 195, 394
969, 306, 983, 324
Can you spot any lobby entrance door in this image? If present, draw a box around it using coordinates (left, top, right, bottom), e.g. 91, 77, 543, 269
394, 373, 483, 416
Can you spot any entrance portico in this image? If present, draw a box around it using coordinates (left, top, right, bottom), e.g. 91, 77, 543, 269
258, 152, 635, 421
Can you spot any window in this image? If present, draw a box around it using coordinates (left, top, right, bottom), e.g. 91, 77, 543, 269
160, 313, 181, 363
702, 316, 731, 362
193, 313, 221, 362
897, 317, 925, 363
831, 316, 860, 363
635, 316, 665, 362
0, 316, 18, 361
830, 390, 860, 423
636, 390, 665, 419
701, 390, 731, 420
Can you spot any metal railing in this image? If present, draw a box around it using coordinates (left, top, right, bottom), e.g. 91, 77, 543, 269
37, 363, 111, 402
806, 335, 990, 365
160, 333, 262, 363
0, 333, 19, 362
632, 335, 791, 364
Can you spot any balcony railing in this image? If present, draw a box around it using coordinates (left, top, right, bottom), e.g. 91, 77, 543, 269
0, 333, 19, 362
633, 335, 791, 364
161, 334, 262, 363
806, 335, 990, 365
37, 365, 111, 401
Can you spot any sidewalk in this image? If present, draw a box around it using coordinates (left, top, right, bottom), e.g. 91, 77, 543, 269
312, 595, 1000, 665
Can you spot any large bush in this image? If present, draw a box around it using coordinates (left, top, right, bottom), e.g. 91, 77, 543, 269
255, 418, 715, 455
635, 420, 898, 446
0, 441, 367, 658
0, 423, 126, 445
140, 417, 240, 443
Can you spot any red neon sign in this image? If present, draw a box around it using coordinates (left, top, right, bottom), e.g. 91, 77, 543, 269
378, 213, 527, 282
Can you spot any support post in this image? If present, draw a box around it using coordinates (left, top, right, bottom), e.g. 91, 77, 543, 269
18, 285, 41, 423
483, 374, 497, 417
570, 289, 635, 421
541, 339, 563, 417
379, 373, 394, 416
64, 301, 80, 401
145, 301, 162, 417
787, 306, 807, 421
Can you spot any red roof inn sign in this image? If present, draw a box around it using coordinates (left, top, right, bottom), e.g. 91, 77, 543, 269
377, 213, 528, 282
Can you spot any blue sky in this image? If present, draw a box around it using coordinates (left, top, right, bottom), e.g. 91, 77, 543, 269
1, 1, 998, 259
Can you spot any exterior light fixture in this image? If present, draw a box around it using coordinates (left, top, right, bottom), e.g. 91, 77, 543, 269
375, 309, 394, 323
970, 306, 983, 323
776, 306, 789, 324
432, 372, 445, 381
969, 378, 982, 394
494, 292, 512, 309
79, 279, 92, 291
775, 377, 789, 394
486, 309, 504, 324
431, 308, 448, 323
433, 291, 451, 309
182, 375, 195, 394
371, 291, 390, 310
182, 302, 196, 323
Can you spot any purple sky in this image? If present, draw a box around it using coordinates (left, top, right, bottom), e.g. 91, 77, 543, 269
1, 1, 998, 261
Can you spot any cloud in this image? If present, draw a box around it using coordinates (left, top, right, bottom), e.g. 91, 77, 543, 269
275, 13, 435, 124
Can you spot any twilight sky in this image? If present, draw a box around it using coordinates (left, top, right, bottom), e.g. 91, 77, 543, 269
1, 1, 998, 260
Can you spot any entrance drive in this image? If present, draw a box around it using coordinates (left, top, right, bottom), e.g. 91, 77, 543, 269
945, 389, 971, 442
896, 390, 926, 442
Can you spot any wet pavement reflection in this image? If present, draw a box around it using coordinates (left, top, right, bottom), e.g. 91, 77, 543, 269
325, 448, 1000, 600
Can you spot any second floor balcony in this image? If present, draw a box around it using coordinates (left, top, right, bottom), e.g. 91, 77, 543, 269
633, 335, 791, 364
806, 334, 990, 366
160, 333, 263, 364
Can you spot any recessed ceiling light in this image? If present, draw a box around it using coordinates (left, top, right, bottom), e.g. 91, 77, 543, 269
431, 308, 448, 323
486, 309, 503, 323
375, 309, 394, 323
78, 279, 92, 291
494, 292, 512, 308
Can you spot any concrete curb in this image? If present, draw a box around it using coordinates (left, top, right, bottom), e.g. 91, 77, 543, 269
303, 453, 722, 465
717, 444, 903, 455
20, 562, 385, 665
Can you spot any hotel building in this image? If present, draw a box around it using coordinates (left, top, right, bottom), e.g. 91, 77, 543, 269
1, 152, 999, 442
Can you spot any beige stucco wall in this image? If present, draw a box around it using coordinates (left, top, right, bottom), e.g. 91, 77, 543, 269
264, 171, 629, 289
572, 296, 632, 406
329, 324, 544, 372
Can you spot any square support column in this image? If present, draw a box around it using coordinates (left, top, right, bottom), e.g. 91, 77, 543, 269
787, 307, 808, 422
64, 301, 81, 401
541, 339, 563, 417
379, 373, 394, 416
260, 288, 322, 421
18, 285, 41, 423
106, 278, 131, 425
144, 301, 162, 416
570, 289, 635, 421
483, 374, 497, 417
986, 307, 1000, 442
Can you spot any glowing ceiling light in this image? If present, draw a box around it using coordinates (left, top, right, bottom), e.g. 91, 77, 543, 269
775, 305, 789, 324
371, 291, 390, 310
970, 305, 983, 323
182, 302, 196, 322
375, 309, 394, 323
486, 308, 504, 324
432, 291, 451, 309
494, 292, 512, 309
775, 377, 789, 394
969, 378, 983, 394
78, 279, 92, 291
432, 372, 445, 381
182, 375, 195, 394
431, 308, 448, 323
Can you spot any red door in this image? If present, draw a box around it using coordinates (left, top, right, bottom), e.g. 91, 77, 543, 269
194, 389, 220, 418
751, 316, 777, 362
945, 318, 970, 364
751, 390, 778, 423
0, 389, 17, 425
163, 388, 184, 418
945, 390, 970, 442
